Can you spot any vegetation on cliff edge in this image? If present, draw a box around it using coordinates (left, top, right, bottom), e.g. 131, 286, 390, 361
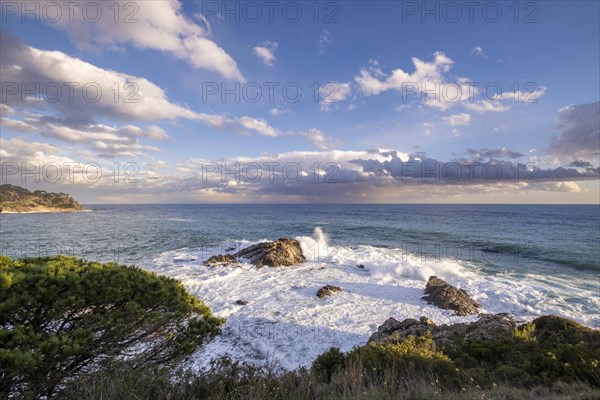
1, 255, 598, 399
0, 255, 224, 397
0, 184, 84, 212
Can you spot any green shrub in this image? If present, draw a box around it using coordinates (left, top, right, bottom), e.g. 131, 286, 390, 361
514, 322, 537, 342
59, 338, 600, 400
312, 347, 346, 382
313, 315, 599, 391
345, 334, 460, 388
446, 315, 600, 388
0, 255, 224, 398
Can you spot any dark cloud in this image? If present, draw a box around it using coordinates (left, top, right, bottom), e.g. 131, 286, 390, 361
350, 151, 599, 184
466, 148, 525, 160
2, 145, 598, 202
550, 101, 600, 158
569, 160, 593, 168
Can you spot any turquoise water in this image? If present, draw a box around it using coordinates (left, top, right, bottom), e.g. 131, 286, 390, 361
1, 204, 598, 326
2, 204, 598, 269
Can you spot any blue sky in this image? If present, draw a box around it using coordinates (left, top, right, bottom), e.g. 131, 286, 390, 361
1, 1, 599, 203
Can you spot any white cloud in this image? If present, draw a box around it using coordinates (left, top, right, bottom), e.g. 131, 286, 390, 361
253, 41, 278, 67
1, 33, 199, 122
318, 30, 333, 54
1, 104, 14, 115
355, 51, 454, 96
0, 137, 61, 157
353, 52, 546, 113
41, 123, 167, 158
270, 106, 292, 116
471, 46, 485, 57
422, 122, 433, 136
2, 144, 596, 203
1, 32, 309, 155
529, 181, 585, 194
0, 117, 36, 132
442, 113, 471, 126
33, 0, 243, 80
158, 150, 597, 202
237, 117, 279, 137
145, 126, 170, 142
298, 128, 341, 150
498, 86, 547, 103
320, 82, 352, 111
464, 101, 510, 113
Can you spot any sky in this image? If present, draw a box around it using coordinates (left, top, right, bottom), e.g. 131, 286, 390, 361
0, 0, 599, 203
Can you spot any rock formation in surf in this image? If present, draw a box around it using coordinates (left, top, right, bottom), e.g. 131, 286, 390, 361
206, 238, 305, 268
204, 255, 238, 267
317, 285, 343, 298
235, 238, 305, 267
422, 275, 480, 316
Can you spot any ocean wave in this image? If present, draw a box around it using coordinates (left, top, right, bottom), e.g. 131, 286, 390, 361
145, 226, 599, 371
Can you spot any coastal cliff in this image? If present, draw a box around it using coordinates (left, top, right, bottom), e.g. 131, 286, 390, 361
0, 184, 84, 213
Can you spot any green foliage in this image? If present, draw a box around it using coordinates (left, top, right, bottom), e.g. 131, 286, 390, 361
445, 316, 600, 388
311, 347, 346, 382
311, 316, 599, 392
1, 253, 598, 399
345, 334, 460, 387
0, 255, 224, 398
59, 358, 600, 400
53, 315, 600, 399
533, 315, 600, 346
514, 322, 537, 342
0, 185, 83, 212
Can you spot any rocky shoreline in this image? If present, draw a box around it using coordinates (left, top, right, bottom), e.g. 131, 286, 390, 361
0, 207, 90, 214
206, 237, 598, 341
208, 237, 485, 314
0, 184, 85, 213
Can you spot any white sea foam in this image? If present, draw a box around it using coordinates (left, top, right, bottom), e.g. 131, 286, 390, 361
146, 227, 599, 372
296, 226, 332, 263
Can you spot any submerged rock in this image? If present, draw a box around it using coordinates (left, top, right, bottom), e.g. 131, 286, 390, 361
204, 254, 237, 267
235, 238, 305, 267
422, 276, 480, 316
369, 313, 520, 349
236, 300, 248, 305
317, 285, 343, 298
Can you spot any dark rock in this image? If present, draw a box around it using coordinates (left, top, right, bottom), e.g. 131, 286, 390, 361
369, 316, 435, 344
236, 300, 248, 305
317, 285, 343, 298
235, 238, 305, 267
204, 254, 237, 267
226, 247, 236, 252
422, 276, 479, 316
369, 313, 521, 350
356, 264, 365, 269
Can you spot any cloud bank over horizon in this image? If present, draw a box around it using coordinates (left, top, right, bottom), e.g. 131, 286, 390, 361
1, 1, 598, 203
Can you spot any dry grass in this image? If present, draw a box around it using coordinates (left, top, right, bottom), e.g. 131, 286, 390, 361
57, 359, 600, 400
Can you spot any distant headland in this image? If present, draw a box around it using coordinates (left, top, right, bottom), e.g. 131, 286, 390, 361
0, 184, 85, 213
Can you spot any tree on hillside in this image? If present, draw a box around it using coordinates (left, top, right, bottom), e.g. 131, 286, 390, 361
0, 255, 224, 398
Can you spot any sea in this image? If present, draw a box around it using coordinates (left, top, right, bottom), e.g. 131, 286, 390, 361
1, 204, 599, 369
